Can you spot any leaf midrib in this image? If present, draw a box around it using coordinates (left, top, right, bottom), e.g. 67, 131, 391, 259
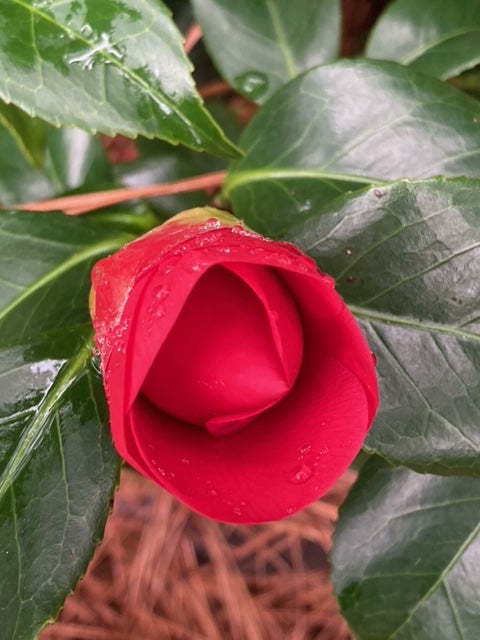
349, 305, 480, 343
386, 519, 479, 639
265, 0, 297, 79
224, 168, 380, 196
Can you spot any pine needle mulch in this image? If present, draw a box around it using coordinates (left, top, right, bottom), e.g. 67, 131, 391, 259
40, 469, 355, 640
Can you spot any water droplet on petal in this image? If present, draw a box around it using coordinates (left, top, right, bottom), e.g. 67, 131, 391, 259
181, 458, 191, 465
155, 285, 169, 300
287, 506, 295, 516
289, 464, 313, 484
233, 507, 242, 516
298, 444, 312, 457
154, 304, 165, 318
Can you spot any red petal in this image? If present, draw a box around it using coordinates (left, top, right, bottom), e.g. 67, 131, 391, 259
128, 345, 369, 524
141, 263, 303, 434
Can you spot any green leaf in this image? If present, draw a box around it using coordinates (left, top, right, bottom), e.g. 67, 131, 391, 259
286, 178, 480, 476
332, 457, 480, 640
0, 0, 239, 157
0, 102, 47, 168
192, 0, 340, 103
0, 125, 111, 206
366, 0, 480, 80
0, 210, 155, 639
224, 59, 480, 237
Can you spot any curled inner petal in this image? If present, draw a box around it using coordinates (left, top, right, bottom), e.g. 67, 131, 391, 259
141, 264, 303, 435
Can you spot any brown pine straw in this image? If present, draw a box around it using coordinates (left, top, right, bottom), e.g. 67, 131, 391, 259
40, 468, 355, 640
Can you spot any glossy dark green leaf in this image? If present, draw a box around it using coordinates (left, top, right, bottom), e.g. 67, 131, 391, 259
0, 210, 156, 639
225, 60, 480, 236
0, 125, 111, 206
0, 102, 47, 168
332, 457, 480, 640
286, 178, 480, 476
0, 0, 238, 157
366, 0, 480, 80
192, 0, 340, 103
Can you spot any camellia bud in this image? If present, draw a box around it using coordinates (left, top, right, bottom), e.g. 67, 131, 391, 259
91, 207, 378, 523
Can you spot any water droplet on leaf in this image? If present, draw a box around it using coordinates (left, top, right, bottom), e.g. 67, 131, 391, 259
235, 71, 269, 100
66, 32, 124, 70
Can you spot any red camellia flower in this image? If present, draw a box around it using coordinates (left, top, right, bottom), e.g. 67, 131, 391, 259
91, 207, 378, 523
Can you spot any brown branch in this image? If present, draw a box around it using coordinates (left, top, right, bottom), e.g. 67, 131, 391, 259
199, 81, 234, 100
13, 171, 227, 216
184, 23, 203, 54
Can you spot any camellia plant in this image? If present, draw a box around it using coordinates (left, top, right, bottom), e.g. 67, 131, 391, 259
0, 0, 479, 638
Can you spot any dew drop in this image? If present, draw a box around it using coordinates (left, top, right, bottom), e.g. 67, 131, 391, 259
155, 285, 169, 300
374, 189, 385, 199
289, 464, 313, 485
346, 275, 356, 284
270, 310, 279, 321
206, 217, 221, 228
80, 23, 94, 37
322, 275, 335, 288
298, 199, 312, 213
206, 481, 219, 496
345, 248, 353, 256
233, 507, 242, 516
154, 304, 165, 318
287, 506, 295, 516
181, 458, 191, 465
298, 444, 312, 457
66, 32, 124, 70
234, 71, 269, 100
